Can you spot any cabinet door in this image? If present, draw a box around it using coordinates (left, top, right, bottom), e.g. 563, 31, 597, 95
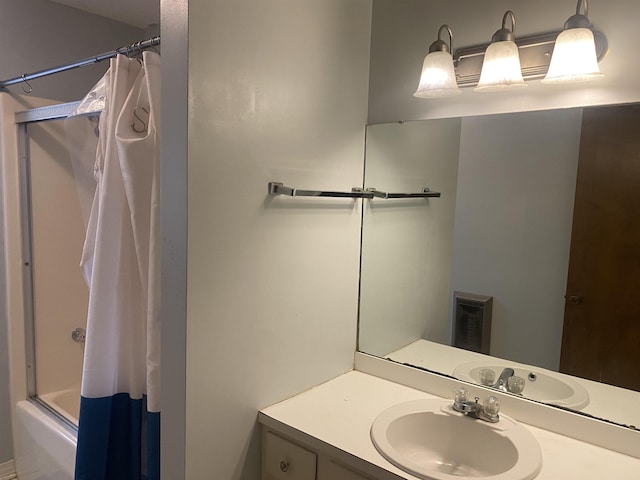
317, 458, 377, 480
263, 430, 317, 480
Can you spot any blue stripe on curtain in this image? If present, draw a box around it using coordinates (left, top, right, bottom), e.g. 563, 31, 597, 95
75, 394, 160, 480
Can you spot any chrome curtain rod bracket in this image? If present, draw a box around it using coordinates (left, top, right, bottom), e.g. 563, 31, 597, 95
367, 188, 441, 199
268, 182, 374, 199
0, 36, 161, 89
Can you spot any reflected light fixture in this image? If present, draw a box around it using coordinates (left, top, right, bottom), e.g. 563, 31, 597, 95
413, 24, 461, 98
542, 0, 604, 84
475, 11, 527, 92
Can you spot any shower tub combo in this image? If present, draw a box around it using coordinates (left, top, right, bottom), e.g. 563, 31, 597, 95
12, 395, 78, 479
3, 95, 92, 480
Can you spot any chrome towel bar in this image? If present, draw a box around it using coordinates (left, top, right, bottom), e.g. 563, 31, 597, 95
367, 188, 441, 199
268, 182, 441, 200
268, 182, 374, 199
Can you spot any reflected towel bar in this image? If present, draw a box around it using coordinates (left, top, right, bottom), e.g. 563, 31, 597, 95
268, 182, 441, 200
367, 188, 441, 199
268, 182, 374, 199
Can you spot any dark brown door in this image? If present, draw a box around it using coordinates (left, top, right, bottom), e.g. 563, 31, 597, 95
560, 104, 640, 392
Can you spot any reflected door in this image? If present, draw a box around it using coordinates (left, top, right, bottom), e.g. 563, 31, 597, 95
560, 104, 640, 391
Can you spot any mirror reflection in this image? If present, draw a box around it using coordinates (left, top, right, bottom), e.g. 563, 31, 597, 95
359, 104, 640, 429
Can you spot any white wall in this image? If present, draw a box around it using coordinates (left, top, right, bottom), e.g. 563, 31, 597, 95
368, 0, 640, 123
183, 1, 372, 478
452, 109, 583, 370
359, 119, 461, 356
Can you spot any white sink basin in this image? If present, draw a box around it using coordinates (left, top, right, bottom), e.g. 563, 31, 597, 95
371, 399, 542, 480
452, 361, 589, 410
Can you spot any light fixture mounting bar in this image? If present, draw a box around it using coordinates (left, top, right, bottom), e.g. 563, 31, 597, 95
453, 29, 607, 87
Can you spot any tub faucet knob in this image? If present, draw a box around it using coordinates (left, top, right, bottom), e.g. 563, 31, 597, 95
71, 327, 86, 344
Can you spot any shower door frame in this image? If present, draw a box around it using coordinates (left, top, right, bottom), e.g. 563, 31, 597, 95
15, 100, 93, 430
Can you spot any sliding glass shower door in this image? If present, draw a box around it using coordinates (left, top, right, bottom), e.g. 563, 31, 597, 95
17, 106, 96, 427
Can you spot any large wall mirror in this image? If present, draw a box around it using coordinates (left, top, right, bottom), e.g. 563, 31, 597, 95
358, 104, 640, 430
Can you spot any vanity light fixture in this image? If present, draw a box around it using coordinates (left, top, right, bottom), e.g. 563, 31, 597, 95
413, 24, 461, 98
413, 1, 608, 97
542, 0, 605, 84
475, 11, 527, 92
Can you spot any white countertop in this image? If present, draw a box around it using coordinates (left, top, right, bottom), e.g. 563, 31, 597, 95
259, 370, 640, 480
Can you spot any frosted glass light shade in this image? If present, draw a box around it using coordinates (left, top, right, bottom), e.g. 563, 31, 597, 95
542, 28, 603, 83
475, 41, 527, 92
413, 51, 461, 98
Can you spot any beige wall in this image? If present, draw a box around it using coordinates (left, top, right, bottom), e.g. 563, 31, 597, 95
28, 120, 89, 396
368, 0, 640, 123
183, 0, 372, 478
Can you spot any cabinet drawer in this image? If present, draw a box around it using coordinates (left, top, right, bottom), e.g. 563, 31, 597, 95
318, 458, 377, 480
264, 431, 317, 480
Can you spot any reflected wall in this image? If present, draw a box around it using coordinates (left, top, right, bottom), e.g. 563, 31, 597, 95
359, 118, 461, 356
452, 109, 582, 370
360, 109, 584, 369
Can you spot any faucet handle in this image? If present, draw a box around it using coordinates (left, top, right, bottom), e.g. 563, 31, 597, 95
483, 396, 501, 417
507, 375, 526, 394
479, 368, 496, 386
453, 386, 469, 405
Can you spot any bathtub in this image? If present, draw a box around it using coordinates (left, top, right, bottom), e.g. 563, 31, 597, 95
39, 388, 80, 426
12, 391, 78, 480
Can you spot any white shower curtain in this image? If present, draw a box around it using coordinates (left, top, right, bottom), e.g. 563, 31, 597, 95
75, 51, 161, 480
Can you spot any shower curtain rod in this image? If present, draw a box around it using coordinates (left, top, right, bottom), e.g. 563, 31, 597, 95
0, 36, 160, 89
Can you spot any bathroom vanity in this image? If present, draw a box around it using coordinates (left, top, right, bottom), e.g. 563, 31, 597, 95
259, 103, 640, 480
258, 369, 640, 480
261, 428, 377, 480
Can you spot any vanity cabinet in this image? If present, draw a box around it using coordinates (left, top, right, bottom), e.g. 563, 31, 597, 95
259, 371, 640, 480
262, 428, 378, 480
317, 458, 377, 480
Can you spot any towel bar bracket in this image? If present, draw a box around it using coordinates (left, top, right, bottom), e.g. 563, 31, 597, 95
268, 182, 374, 199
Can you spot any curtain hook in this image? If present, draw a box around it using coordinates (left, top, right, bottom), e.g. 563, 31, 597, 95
124, 44, 134, 58
131, 106, 149, 133
21, 75, 33, 94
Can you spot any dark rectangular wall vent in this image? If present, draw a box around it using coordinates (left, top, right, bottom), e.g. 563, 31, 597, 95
452, 291, 493, 355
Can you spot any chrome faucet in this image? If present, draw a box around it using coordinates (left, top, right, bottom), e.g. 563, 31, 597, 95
494, 368, 515, 392
453, 387, 500, 423
479, 367, 526, 395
